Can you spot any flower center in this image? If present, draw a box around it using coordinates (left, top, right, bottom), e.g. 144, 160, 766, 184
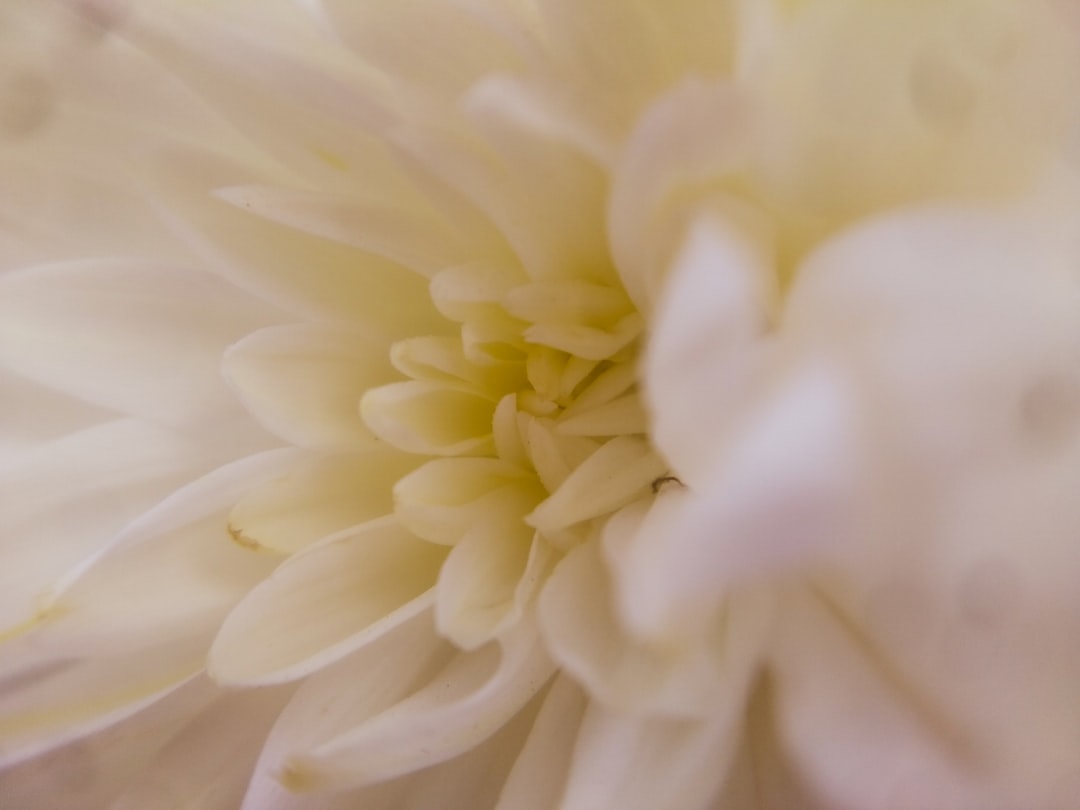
360, 266, 667, 555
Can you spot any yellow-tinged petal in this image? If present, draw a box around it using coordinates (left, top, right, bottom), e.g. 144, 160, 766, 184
209, 517, 446, 686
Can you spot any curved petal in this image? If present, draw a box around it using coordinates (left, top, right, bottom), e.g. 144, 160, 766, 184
0, 676, 219, 805
494, 674, 588, 810
540, 526, 765, 718
0, 371, 109, 460
641, 213, 774, 484
281, 616, 554, 791
242, 614, 540, 809
526, 436, 666, 534
620, 363, 861, 641
360, 380, 496, 456
437, 518, 554, 649
0, 258, 278, 438
145, 148, 444, 336
609, 79, 752, 315
209, 517, 446, 686
0, 419, 221, 634
393, 457, 539, 545
238, 613, 452, 809
558, 699, 745, 810
223, 323, 395, 450
0, 449, 302, 766
110, 686, 293, 810
227, 449, 421, 555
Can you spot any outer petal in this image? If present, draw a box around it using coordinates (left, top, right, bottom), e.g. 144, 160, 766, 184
223, 323, 395, 450
0, 677, 218, 810
110, 686, 293, 810
209, 517, 446, 685
0, 419, 221, 633
494, 674, 588, 810
0, 258, 278, 439
145, 148, 444, 336
0, 450, 300, 766
281, 615, 554, 791
227, 449, 421, 555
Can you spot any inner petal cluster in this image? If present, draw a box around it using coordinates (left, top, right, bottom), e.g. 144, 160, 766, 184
359, 263, 666, 648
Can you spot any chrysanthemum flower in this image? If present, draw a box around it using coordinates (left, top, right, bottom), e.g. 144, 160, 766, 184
4, 0, 1080, 807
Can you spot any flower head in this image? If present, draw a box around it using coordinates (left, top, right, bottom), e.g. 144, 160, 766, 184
4, 0, 1080, 808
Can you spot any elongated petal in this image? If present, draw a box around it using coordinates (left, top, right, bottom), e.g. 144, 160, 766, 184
0, 419, 223, 634
239, 613, 452, 809
209, 517, 446, 685
393, 457, 538, 545
110, 686, 293, 810
494, 675, 588, 810
227, 449, 420, 555
215, 185, 470, 276
0, 258, 278, 437
281, 617, 554, 790
0, 371, 109, 460
223, 323, 394, 450
0, 448, 302, 766
437, 518, 553, 649
0, 677, 217, 810
527, 436, 666, 533
558, 699, 745, 810
361, 380, 496, 456
146, 148, 444, 336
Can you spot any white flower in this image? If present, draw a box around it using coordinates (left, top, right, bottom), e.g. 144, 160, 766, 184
3, 0, 1080, 808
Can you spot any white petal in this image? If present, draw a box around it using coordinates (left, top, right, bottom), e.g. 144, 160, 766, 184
111, 686, 292, 810
610, 79, 753, 314
0, 450, 302, 764
437, 518, 553, 649
393, 457, 538, 545
228, 449, 420, 555
127, 4, 412, 194
0, 419, 220, 634
642, 212, 773, 484
0, 371, 109, 461
769, 588, 995, 810
282, 617, 554, 790
0, 653, 203, 769
361, 380, 496, 456
224, 323, 394, 450
239, 613, 452, 810
558, 700, 745, 810
495, 675, 588, 810
555, 393, 647, 437
0, 677, 217, 809
618, 364, 860, 641
534, 0, 736, 146
13, 453, 296, 652
209, 517, 446, 686
146, 148, 444, 336
317, 0, 526, 99
527, 436, 667, 534
540, 530, 764, 717
214, 184, 470, 277
0, 258, 277, 437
